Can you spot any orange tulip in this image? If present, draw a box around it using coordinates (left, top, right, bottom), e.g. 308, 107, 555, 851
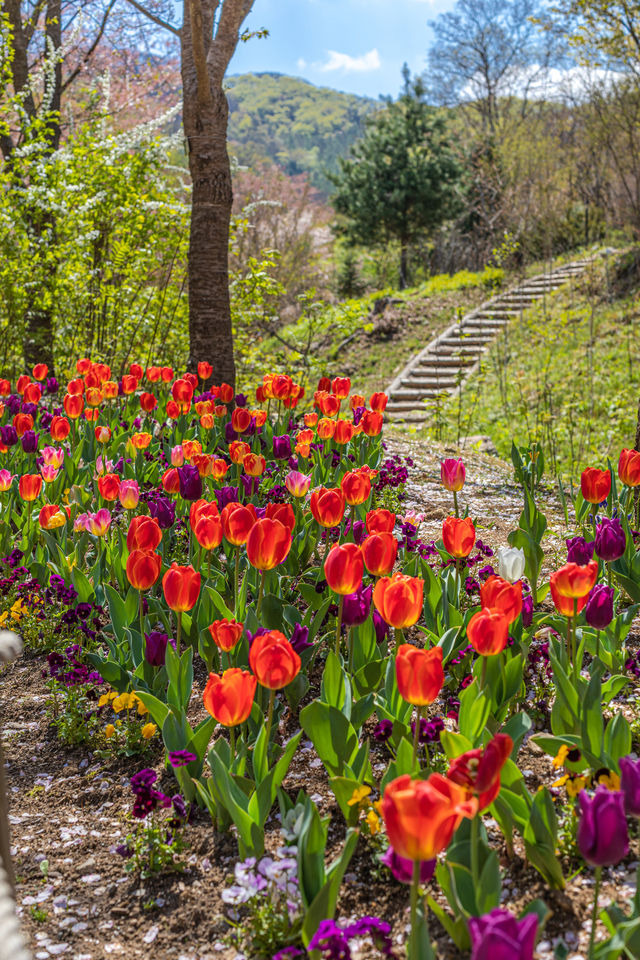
146, 366, 162, 382
198, 361, 213, 380
265, 502, 295, 533
334, 419, 354, 444
396, 643, 444, 706
18, 474, 43, 501
49, 416, 70, 441
619, 448, 640, 488
13, 413, 34, 437
221, 502, 257, 546
103, 380, 118, 399
480, 575, 522, 624
32, 363, 48, 381
23, 383, 41, 405
304, 412, 319, 428
369, 392, 388, 413
550, 560, 598, 599
162, 467, 181, 494
381, 773, 477, 861
211, 458, 229, 480
63, 393, 84, 419
373, 572, 424, 628
340, 470, 371, 506
442, 516, 476, 559
349, 394, 366, 411
219, 383, 233, 403
190, 498, 219, 530
121, 374, 138, 395
366, 508, 395, 534
208, 619, 243, 652
246, 518, 292, 570
126, 550, 162, 591
95, 425, 112, 443
194, 515, 223, 551
447, 733, 513, 811
203, 668, 256, 727
127, 515, 162, 552
229, 441, 251, 465
332, 376, 351, 399
231, 407, 253, 433
243, 453, 266, 477
361, 411, 383, 436
161, 366, 174, 382
550, 582, 589, 617
162, 563, 201, 612
67, 377, 84, 395
97, 473, 120, 501
581, 467, 611, 505
319, 393, 341, 418
316, 417, 336, 440
362, 532, 398, 577
324, 542, 364, 595
467, 608, 509, 656
249, 630, 301, 690
140, 392, 158, 412
310, 486, 346, 528
192, 454, 214, 477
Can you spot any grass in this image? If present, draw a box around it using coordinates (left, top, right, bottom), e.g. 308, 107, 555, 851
422, 252, 640, 486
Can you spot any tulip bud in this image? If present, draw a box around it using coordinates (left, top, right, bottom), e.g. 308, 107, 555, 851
469, 909, 537, 960
577, 786, 629, 866
594, 517, 626, 562
620, 755, 640, 818
496, 546, 525, 582
584, 584, 614, 630
440, 458, 465, 492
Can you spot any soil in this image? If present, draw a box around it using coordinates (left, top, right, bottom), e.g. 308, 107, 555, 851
6, 439, 640, 960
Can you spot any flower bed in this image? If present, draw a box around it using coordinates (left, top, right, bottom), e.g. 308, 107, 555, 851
2, 361, 640, 959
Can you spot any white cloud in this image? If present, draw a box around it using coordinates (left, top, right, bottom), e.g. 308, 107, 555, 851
297, 57, 307, 69
316, 48, 381, 73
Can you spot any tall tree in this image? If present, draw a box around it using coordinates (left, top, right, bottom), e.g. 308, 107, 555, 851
330, 75, 462, 289
127, 0, 255, 388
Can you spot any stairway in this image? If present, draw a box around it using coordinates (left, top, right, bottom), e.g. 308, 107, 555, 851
384, 259, 592, 425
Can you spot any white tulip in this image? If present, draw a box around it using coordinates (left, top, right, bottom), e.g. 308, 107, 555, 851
497, 546, 525, 582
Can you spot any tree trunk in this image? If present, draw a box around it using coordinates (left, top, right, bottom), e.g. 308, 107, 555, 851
399, 240, 409, 290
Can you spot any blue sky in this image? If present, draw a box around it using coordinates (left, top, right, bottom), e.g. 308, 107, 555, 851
228, 0, 457, 99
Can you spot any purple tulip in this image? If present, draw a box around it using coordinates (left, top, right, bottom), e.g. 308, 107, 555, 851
352, 406, 366, 426
521, 595, 533, 628
148, 497, 175, 529
566, 536, 595, 565
145, 631, 169, 667
0, 426, 17, 447
585, 584, 614, 630
5, 395, 20, 416
21, 401, 38, 417
352, 520, 366, 545
619, 755, 640, 817
380, 846, 435, 885
577, 786, 629, 866
224, 422, 238, 443
469, 908, 537, 960
21, 430, 39, 453
373, 609, 390, 644
342, 584, 373, 627
241, 474, 260, 497
290, 622, 312, 654
272, 434, 292, 459
234, 393, 248, 408
213, 486, 238, 510
595, 518, 626, 562
177, 463, 202, 502
45, 376, 58, 394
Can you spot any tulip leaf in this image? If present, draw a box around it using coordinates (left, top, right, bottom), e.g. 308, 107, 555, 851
299, 701, 359, 776
427, 894, 469, 950
458, 683, 491, 746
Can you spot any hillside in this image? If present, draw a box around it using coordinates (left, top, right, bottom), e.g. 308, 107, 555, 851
225, 72, 380, 193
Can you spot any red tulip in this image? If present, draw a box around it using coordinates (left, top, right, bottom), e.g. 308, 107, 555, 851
373, 573, 424, 628
467, 608, 509, 656
246, 518, 292, 570
381, 774, 477, 862
162, 563, 201, 612
447, 733, 513, 810
366, 508, 395, 534
18, 474, 42, 501
127, 515, 162, 552
203, 669, 256, 726
619, 449, 640, 488
310, 486, 346, 528
249, 630, 301, 690
442, 516, 476, 558
324, 542, 364, 595
362, 533, 398, 577
581, 467, 611, 505
480, 575, 522, 624
208, 619, 243, 652
126, 550, 162, 591
396, 644, 444, 706
221, 502, 257, 546
340, 470, 371, 506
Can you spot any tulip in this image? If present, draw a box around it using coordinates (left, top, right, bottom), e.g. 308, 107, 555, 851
550, 578, 589, 618
447, 733, 513, 810
373, 572, 424, 629
40, 464, 59, 483
396, 644, 444, 707
98, 473, 120, 501
243, 453, 266, 477
87, 508, 111, 537
467, 608, 509, 657
149, 497, 175, 529
203, 668, 257, 727
95, 425, 111, 443
566, 535, 595, 565
362, 532, 398, 577
324, 542, 364, 596
177, 463, 203, 501
127, 516, 162, 552
231, 407, 252, 433
442, 515, 475, 559
208, 618, 243, 652
285, 470, 311, 498
38, 505, 67, 530
145, 631, 169, 667
366, 508, 395, 534
49, 416, 70, 441
581, 467, 611, 505
21, 430, 38, 453
63, 393, 84, 419
194, 514, 223, 551
595, 517, 626, 562
264, 502, 296, 533
361, 411, 383, 436
246, 517, 292, 571
342, 584, 373, 627
163, 563, 200, 613
249, 629, 301, 690
334, 419, 354, 444
0, 470, 12, 492
139, 392, 157, 413
619, 448, 640, 487
0, 426, 17, 447
310, 486, 346, 528
341, 470, 371, 506
551, 560, 598, 600
469, 909, 537, 960
585, 584, 614, 632
13, 413, 33, 437
369, 391, 388, 413
619, 755, 640, 818
119, 480, 140, 510
332, 376, 351, 399
496, 546, 525, 582
480, 575, 522, 623
380, 847, 435, 885
198, 361, 213, 381
32, 363, 48, 381
577, 786, 629, 866
162, 468, 181, 494
18, 474, 43, 501
441, 459, 465, 503
221, 502, 257, 545
272, 434, 293, 459
126, 550, 162, 591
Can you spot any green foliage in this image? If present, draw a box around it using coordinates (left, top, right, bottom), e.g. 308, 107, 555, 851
331, 78, 462, 287
226, 72, 379, 194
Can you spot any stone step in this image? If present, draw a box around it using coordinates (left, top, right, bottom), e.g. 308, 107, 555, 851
414, 357, 475, 369
389, 388, 452, 402
434, 344, 486, 355
400, 377, 459, 390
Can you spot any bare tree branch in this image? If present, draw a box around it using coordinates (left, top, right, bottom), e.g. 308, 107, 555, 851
123, 0, 180, 36
61, 0, 116, 92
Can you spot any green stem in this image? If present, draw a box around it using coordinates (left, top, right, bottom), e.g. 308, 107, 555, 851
264, 688, 276, 751
257, 570, 266, 617
589, 866, 602, 959
412, 704, 423, 775
479, 655, 488, 694
176, 612, 182, 657
453, 489, 459, 519
229, 725, 236, 764
567, 614, 574, 673
335, 595, 344, 657
139, 592, 145, 645
591, 505, 598, 539
471, 812, 480, 899
234, 546, 240, 617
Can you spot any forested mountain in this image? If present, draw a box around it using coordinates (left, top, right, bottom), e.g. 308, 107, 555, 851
225, 72, 380, 193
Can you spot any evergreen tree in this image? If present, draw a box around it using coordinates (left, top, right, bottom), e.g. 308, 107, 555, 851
330, 72, 462, 289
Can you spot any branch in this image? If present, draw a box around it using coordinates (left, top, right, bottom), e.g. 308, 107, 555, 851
61, 0, 117, 92
123, 0, 180, 35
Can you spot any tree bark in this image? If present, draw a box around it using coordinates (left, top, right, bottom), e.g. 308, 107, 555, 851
399, 240, 408, 290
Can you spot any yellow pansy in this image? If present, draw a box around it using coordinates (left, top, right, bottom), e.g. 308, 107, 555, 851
566, 775, 590, 798
552, 745, 570, 769
112, 694, 128, 713
105, 724, 116, 738
347, 785, 371, 808
365, 810, 381, 835
596, 771, 620, 791
141, 723, 157, 740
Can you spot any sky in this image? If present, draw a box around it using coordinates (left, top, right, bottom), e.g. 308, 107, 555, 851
228, 0, 458, 100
